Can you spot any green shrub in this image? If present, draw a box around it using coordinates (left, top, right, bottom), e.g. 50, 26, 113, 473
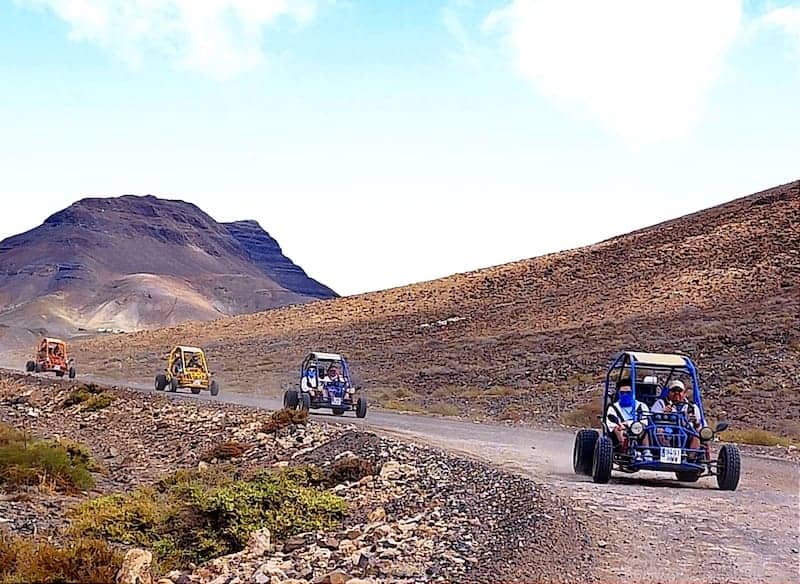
70, 466, 346, 571
0, 534, 122, 584
63, 383, 106, 408
0, 424, 95, 492
81, 394, 115, 412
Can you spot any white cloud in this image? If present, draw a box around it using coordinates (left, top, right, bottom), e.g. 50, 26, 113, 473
485, 0, 742, 142
762, 4, 800, 61
19, 0, 317, 79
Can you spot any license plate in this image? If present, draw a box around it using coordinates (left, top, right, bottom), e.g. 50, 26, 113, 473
661, 447, 682, 464
193, 380, 201, 385
53, 366, 61, 370
331, 397, 342, 406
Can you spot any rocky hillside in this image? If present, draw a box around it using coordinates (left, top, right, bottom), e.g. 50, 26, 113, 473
0, 195, 335, 343
75, 181, 799, 434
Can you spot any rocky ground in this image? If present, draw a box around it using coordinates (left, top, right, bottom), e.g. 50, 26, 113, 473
0, 371, 595, 583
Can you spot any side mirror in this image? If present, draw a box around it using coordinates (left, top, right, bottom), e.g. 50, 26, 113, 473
715, 422, 729, 433
607, 413, 619, 424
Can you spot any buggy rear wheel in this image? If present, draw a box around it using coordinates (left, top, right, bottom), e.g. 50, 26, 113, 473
716, 444, 741, 491
56, 370, 64, 378
332, 407, 346, 416
573, 429, 599, 475
25, 361, 35, 373
675, 471, 701, 482
190, 387, 201, 395
34, 363, 42, 373
592, 436, 613, 484
356, 396, 367, 419
155, 374, 167, 391
209, 380, 219, 396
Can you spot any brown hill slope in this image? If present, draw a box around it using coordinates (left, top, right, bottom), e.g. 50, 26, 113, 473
75, 181, 800, 434
0, 195, 335, 344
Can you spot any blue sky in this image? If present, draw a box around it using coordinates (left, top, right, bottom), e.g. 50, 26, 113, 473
0, 0, 798, 295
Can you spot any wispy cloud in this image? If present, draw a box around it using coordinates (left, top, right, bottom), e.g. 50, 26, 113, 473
762, 4, 800, 62
442, 0, 481, 70
18, 0, 317, 80
485, 0, 743, 142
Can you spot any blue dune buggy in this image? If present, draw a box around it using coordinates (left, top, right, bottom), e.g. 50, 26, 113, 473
572, 351, 741, 490
284, 352, 367, 418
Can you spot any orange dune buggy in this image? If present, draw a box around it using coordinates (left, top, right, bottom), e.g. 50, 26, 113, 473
26, 337, 76, 379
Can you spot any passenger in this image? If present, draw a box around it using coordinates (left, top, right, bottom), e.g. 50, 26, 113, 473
652, 380, 702, 453
605, 378, 652, 461
172, 354, 184, 375
321, 364, 346, 401
301, 366, 319, 396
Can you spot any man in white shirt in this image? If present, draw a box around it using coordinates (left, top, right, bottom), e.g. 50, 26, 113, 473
652, 380, 702, 453
605, 378, 652, 460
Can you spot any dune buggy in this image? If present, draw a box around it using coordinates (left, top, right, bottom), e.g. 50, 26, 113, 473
26, 337, 76, 379
284, 352, 367, 418
572, 351, 741, 490
154, 346, 219, 396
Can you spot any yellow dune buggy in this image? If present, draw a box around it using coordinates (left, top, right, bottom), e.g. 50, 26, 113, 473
154, 346, 219, 396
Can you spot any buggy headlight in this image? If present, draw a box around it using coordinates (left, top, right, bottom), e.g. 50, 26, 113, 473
630, 422, 644, 436
699, 426, 714, 441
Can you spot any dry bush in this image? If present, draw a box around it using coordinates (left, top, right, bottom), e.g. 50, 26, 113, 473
322, 456, 376, 487
0, 534, 122, 583
426, 403, 460, 417
200, 441, 250, 463
719, 428, 798, 447
262, 408, 308, 433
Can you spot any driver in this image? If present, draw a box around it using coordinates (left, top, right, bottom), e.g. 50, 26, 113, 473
652, 380, 702, 453
605, 378, 652, 461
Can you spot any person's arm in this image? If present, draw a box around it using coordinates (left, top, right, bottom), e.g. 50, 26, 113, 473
651, 399, 664, 413
604, 404, 620, 431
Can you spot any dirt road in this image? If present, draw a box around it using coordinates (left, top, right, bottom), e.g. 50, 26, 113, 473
17, 370, 800, 583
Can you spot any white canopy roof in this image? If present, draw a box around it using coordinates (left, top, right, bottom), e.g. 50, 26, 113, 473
626, 351, 688, 367
176, 345, 204, 353
309, 352, 343, 361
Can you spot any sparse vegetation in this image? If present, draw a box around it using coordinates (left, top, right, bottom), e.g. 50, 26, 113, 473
70, 465, 346, 571
63, 383, 113, 411
0, 423, 95, 492
427, 403, 460, 417
719, 428, 799, 447
560, 401, 602, 428
379, 399, 426, 413
0, 534, 122, 584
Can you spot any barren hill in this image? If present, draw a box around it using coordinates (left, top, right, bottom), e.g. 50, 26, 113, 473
75, 181, 799, 433
0, 195, 335, 344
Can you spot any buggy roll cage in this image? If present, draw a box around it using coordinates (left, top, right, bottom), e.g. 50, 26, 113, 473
603, 351, 707, 429
300, 353, 353, 389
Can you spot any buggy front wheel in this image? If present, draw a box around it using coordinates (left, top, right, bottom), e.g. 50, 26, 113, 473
169, 377, 178, 392
209, 380, 219, 396
25, 361, 35, 373
356, 396, 367, 418
68, 367, 76, 379
716, 444, 741, 491
300, 393, 311, 411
